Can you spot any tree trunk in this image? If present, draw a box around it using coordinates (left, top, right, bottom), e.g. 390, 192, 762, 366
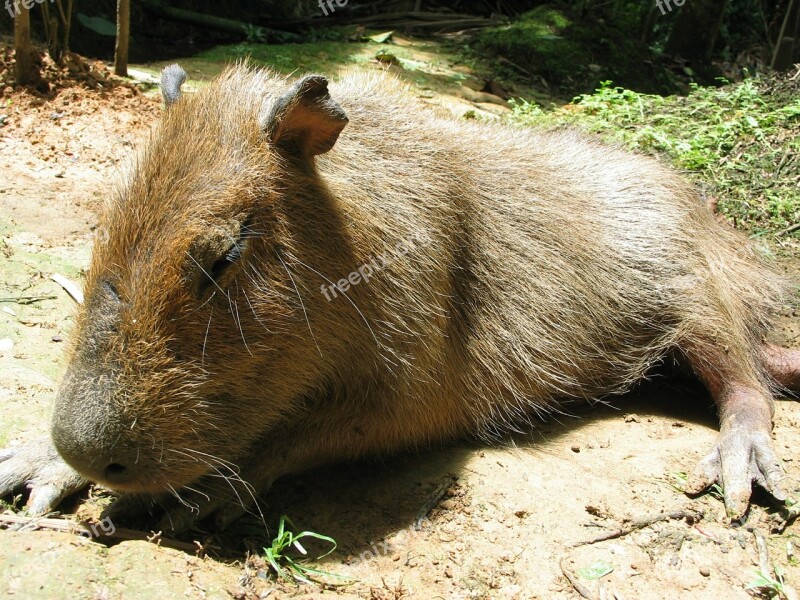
41, 0, 73, 64
772, 0, 800, 70
14, 2, 37, 85
665, 0, 729, 62
114, 0, 130, 77
59, 0, 74, 58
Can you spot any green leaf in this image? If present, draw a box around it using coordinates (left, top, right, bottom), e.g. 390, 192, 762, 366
76, 13, 117, 37
577, 560, 614, 580
368, 31, 394, 43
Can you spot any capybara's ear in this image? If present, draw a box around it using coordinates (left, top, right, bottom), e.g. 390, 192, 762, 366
262, 75, 348, 157
160, 64, 187, 107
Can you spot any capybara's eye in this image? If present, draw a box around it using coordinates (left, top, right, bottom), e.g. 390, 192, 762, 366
195, 218, 252, 299
209, 240, 245, 281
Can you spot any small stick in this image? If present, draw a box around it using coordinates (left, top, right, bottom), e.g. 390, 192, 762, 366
560, 558, 596, 600
0, 295, 58, 304
0, 512, 200, 554
574, 509, 703, 547
51, 273, 84, 304
771, 503, 800, 533
774, 223, 800, 238
754, 529, 800, 600
755, 530, 770, 575
415, 474, 456, 527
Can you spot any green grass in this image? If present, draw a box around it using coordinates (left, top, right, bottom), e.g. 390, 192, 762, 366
263, 515, 350, 586
747, 565, 793, 599
669, 471, 723, 502
508, 78, 800, 237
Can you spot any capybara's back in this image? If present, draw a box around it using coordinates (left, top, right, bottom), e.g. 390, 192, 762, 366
317, 71, 786, 428
1, 64, 794, 529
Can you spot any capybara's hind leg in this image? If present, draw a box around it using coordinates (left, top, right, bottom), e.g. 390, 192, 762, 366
763, 343, 800, 392
684, 345, 787, 520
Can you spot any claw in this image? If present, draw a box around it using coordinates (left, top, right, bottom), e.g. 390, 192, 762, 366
0, 437, 89, 515
685, 452, 720, 496
685, 425, 789, 521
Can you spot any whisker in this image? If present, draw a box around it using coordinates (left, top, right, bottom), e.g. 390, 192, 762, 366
167, 482, 200, 514
186, 252, 225, 296
287, 252, 381, 349
166, 448, 267, 531
183, 485, 211, 502
276, 249, 322, 357
230, 283, 253, 357
242, 287, 272, 334
202, 306, 213, 366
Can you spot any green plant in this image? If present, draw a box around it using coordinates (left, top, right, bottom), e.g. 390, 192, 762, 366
242, 24, 267, 44
670, 471, 723, 501
747, 565, 792, 599
508, 77, 800, 237
263, 515, 348, 586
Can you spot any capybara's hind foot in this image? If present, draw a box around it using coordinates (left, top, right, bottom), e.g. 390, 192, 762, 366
763, 344, 800, 392
685, 347, 789, 521
684, 414, 786, 520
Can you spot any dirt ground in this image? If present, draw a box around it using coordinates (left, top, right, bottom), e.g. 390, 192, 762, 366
1, 41, 800, 600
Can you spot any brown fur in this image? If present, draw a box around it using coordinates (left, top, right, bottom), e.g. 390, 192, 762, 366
48, 65, 792, 514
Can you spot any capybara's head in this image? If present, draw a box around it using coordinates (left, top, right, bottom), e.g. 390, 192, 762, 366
51, 65, 353, 492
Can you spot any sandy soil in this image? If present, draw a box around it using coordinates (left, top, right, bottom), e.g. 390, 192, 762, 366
1, 46, 799, 600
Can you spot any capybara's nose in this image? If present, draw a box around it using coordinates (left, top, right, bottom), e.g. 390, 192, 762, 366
51, 420, 143, 487
101, 461, 136, 485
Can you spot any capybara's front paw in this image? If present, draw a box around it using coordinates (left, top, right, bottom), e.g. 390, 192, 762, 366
0, 436, 89, 514
685, 426, 788, 521
101, 474, 264, 534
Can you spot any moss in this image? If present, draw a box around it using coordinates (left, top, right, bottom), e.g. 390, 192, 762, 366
196, 39, 374, 76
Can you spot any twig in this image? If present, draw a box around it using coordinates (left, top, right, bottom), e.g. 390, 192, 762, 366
0, 512, 201, 554
495, 56, 532, 76
754, 529, 800, 600
415, 474, 457, 527
774, 223, 800, 238
755, 530, 770, 574
771, 503, 800, 533
140, 0, 300, 41
0, 295, 57, 304
574, 509, 703, 547
51, 273, 83, 304
560, 558, 596, 600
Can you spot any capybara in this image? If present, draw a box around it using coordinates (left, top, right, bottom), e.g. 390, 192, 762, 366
1, 64, 798, 530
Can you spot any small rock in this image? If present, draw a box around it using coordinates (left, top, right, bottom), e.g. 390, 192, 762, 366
624, 414, 640, 423
440, 499, 457, 510
445, 565, 453, 578
699, 566, 711, 577
571, 444, 581, 453
52, 335, 63, 342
